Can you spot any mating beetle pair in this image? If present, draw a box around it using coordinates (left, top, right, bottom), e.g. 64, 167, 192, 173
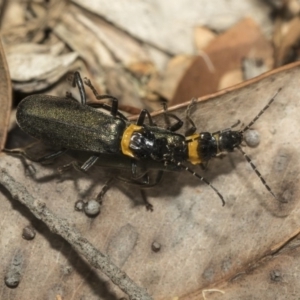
16, 71, 281, 210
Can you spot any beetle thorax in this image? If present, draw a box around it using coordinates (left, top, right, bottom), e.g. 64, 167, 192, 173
218, 130, 243, 152
129, 130, 164, 160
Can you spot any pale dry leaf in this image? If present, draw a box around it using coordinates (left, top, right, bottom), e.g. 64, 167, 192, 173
143, 44, 170, 72
0, 1, 25, 30
194, 26, 217, 51
5, 42, 65, 56
242, 57, 269, 80
0, 62, 300, 299
218, 69, 243, 90
75, 8, 151, 66
72, 0, 273, 54
54, 8, 116, 70
7, 46, 78, 81
188, 235, 300, 299
5, 42, 78, 92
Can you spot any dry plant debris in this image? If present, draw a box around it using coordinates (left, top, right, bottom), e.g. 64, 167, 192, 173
163, 18, 274, 106
1, 62, 300, 299
0, 169, 152, 300
0, 38, 11, 151
1, 1, 300, 299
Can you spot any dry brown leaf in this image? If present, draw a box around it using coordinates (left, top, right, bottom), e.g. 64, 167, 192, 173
273, 16, 300, 66
194, 26, 217, 51
147, 55, 194, 109
170, 18, 274, 106
0, 38, 12, 150
189, 234, 300, 300
1, 62, 300, 299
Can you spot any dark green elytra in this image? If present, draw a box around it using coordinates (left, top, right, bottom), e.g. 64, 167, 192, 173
16, 95, 186, 158
17, 95, 127, 154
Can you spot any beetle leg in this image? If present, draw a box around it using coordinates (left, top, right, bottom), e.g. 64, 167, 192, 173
34, 150, 67, 162
58, 155, 99, 174
80, 155, 100, 172
58, 161, 84, 174
161, 102, 183, 132
120, 171, 163, 211
95, 178, 114, 204
136, 109, 156, 126
230, 120, 241, 129
130, 160, 149, 179
84, 77, 118, 104
165, 114, 183, 132
135, 102, 183, 130
88, 101, 128, 120
4, 147, 67, 163
140, 189, 153, 211
117, 170, 164, 189
149, 92, 183, 131
140, 172, 150, 184
131, 160, 138, 178
94, 177, 154, 211
199, 161, 208, 170
185, 98, 197, 136
87, 100, 127, 119
3, 147, 33, 160
83, 76, 128, 120
72, 71, 87, 105
87, 90, 120, 117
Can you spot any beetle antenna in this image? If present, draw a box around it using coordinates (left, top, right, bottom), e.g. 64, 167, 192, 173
175, 161, 225, 206
241, 88, 282, 133
237, 146, 277, 199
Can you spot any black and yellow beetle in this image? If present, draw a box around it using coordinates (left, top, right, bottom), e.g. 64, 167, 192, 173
16, 71, 281, 208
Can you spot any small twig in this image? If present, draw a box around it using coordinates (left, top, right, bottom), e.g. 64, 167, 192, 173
0, 168, 153, 300
202, 289, 225, 299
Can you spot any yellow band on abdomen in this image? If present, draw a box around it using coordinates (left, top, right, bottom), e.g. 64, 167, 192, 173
186, 134, 202, 165
121, 124, 143, 158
